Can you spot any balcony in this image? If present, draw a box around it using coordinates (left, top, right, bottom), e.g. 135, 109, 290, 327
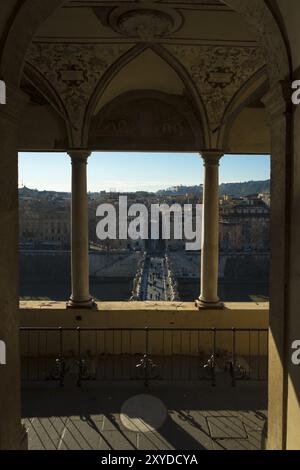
20, 300, 269, 450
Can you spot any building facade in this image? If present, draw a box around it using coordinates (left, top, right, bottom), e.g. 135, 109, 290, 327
220, 195, 270, 252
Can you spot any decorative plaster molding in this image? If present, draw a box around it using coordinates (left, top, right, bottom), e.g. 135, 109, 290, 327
26, 43, 132, 144
108, 5, 183, 42
224, 0, 290, 84
165, 44, 265, 129
201, 150, 223, 166
68, 150, 91, 163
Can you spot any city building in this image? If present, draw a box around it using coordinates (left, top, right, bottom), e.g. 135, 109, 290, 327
19, 196, 71, 249
220, 195, 270, 252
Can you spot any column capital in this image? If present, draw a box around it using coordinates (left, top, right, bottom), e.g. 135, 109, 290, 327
68, 149, 91, 163
200, 150, 224, 166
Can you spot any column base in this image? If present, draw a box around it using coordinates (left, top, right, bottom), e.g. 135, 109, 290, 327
67, 296, 97, 309
195, 298, 224, 310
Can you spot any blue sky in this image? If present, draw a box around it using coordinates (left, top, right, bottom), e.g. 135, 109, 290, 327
18, 152, 270, 193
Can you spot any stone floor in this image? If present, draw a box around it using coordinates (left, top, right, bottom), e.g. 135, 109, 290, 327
22, 381, 267, 451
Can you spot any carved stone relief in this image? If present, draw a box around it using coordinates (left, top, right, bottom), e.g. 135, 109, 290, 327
117, 10, 173, 40
165, 44, 266, 129
89, 92, 202, 151
108, 5, 183, 41
223, 0, 290, 84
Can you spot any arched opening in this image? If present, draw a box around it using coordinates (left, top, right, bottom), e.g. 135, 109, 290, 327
0, 0, 297, 451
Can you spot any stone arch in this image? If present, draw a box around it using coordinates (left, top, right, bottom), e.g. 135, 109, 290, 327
151, 44, 210, 147
0, 0, 295, 451
219, 67, 269, 150
83, 43, 210, 147
22, 62, 71, 130
1, 0, 66, 85
222, 0, 290, 83
82, 43, 150, 147
0, 0, 290, 88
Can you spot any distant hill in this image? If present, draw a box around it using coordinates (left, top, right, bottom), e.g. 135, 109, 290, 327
19, 187, 70, 199
19, 180, 271, 199
156, 185, 201, 196
157, 180, 270, 197
219, 180, 270, 197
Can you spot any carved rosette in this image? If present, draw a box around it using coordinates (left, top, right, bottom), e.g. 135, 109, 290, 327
166, 44, 266, 129
26, 43, 132, 142
118, 10, 173, 41
109, 5, 183, 42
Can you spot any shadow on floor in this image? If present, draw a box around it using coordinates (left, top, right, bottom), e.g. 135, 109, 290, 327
22, 381, 267, 451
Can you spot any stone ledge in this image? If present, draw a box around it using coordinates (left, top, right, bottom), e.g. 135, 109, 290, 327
20, 300, 269, 312
19, 301, 269, 331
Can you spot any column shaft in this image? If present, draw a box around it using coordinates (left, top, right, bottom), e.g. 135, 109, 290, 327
262, 82, 292, 450
197, 152, 223, 308
68, 151, 94, 308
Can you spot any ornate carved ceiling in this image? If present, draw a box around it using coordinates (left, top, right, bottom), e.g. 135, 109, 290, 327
166, 44, 265, 129
26, 42, 132, 139
34, 1, 254, 42
23, 0, 267, 148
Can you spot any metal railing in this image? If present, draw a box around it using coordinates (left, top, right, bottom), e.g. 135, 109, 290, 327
20, 327, 268, 387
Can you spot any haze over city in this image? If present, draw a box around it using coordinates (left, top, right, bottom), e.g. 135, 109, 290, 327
19, 152, 270, 193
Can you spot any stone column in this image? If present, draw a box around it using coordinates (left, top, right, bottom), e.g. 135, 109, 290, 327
262, 82, 292, 450
0, 85, 28, 450
287, 91, 300, 451
68, 151, 94, 309
196, 151, 223, 309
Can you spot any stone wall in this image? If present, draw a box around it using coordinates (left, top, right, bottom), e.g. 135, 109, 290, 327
168, 251, 270, 282
19, 250, 143, 282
